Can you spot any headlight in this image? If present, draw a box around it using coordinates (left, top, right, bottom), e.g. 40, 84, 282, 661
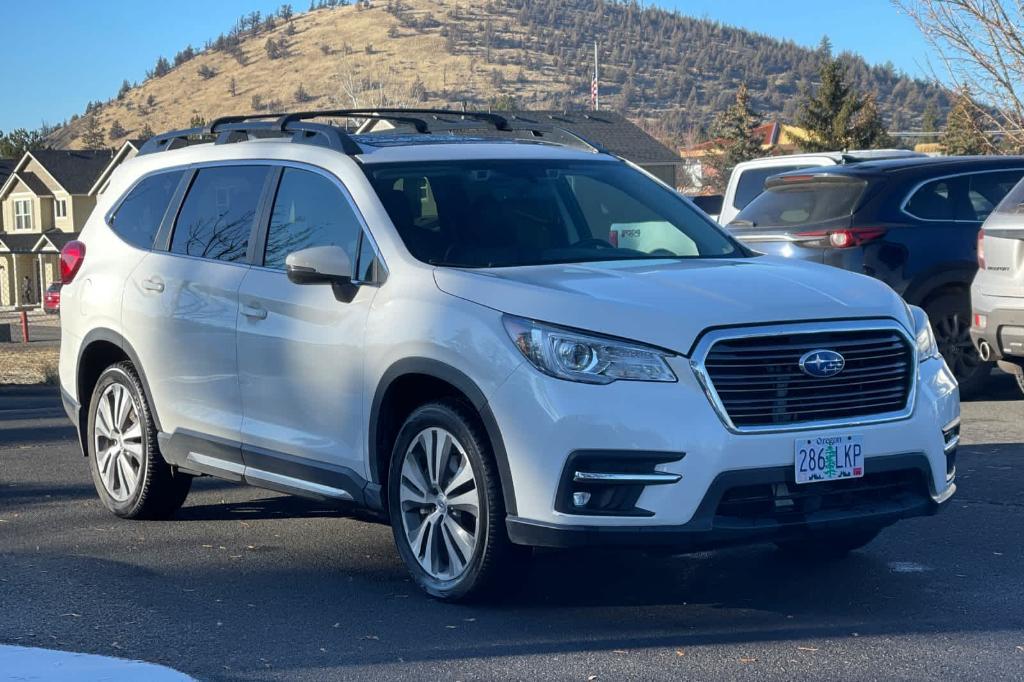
909, 305, 941, 362
502, 315, 677, 384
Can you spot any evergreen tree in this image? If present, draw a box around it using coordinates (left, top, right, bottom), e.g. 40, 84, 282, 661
117, 79, 131, 100
922, 102, 938, 133
943, 87, 990, 155
0, 128, 47, 158
704, 85, 762, 193
796, 55, 890, 150
108, 119, 127, 140
81, 117, 107, 148
139, 123, 156, 140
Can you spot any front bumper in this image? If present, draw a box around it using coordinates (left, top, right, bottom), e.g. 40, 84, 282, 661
488, 351, 959, 546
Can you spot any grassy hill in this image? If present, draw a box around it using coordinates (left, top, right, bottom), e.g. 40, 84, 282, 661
50, 0, 949, 149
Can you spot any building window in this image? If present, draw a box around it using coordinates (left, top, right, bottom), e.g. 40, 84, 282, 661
54, 198, 67, 219
14, 199, 33, 230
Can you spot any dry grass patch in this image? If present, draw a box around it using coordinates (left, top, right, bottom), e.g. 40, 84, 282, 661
0, 344, 60, 385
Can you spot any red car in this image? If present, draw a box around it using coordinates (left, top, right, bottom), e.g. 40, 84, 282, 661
43, 282, 61, 314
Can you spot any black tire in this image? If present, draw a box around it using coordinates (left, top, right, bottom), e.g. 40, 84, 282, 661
387, 399, 529, 601
926, 292, 992, 398
86, 362, 192, 519
774, 526, 881, 559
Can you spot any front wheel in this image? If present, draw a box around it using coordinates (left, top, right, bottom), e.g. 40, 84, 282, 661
87, 362, 192, 519
387, 400, 528, 601
926, 293, 992, 398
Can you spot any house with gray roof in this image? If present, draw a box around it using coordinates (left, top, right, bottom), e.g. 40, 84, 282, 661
0, 148, 112, 307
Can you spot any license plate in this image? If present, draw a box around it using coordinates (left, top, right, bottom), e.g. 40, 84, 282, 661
794, 434, 864, 484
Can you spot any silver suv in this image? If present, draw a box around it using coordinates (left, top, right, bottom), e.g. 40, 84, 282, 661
972, 178, 1024, 395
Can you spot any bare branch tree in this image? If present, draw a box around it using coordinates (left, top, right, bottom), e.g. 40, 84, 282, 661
895, 0, 1024, 150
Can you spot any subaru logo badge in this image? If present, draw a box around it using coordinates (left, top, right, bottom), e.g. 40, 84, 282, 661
799, 349, 845, 378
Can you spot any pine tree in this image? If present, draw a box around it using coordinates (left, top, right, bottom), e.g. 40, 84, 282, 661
796, 56, 858, 151
81, 116, 107, 148
139, 123, 156, 140
922, 102, 938, 133
703, 85, 762, 194
849, 92, 892, 149
943, 87, 990, 155
108, 119, 127, 140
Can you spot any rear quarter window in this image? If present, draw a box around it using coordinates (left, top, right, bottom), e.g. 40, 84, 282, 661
109, 170, 185, 249
732, 178, 867, 227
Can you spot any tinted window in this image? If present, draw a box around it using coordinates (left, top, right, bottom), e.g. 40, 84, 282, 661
964, 171, 1024, 221
733, 164, 819, 209
905, 178, 958, 221
365, 160, 740, 268
110, 170, 184, 249
170, 166, 268, 262
264, 168, 363, 270
356, 233, 378, 281
733, 178, 867, 227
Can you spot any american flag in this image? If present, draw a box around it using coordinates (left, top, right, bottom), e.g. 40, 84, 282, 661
591, 76, 598, 109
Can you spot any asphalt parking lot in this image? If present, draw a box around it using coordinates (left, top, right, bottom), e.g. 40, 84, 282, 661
1, 379, 1022, 681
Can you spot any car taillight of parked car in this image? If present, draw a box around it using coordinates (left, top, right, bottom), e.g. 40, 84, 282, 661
794, 226, 888, 249
60, 240, 86, 284
977, 228, 985, 269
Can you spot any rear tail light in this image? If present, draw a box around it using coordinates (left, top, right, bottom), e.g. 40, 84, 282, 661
794, 227, 887, 249
60, 240, 86, 284
977, 228, 985, 269
974, 313, 987, 329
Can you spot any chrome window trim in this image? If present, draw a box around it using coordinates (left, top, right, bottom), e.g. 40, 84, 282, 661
899, 168, 1024, 223
689, 319, 918, 434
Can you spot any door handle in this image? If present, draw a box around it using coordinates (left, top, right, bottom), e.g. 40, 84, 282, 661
141, 277, 164, 293
240, 303, 268, 320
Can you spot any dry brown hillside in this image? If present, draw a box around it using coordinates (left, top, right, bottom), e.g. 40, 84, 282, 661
51, 0, 949, 149
52, 0, 581, 148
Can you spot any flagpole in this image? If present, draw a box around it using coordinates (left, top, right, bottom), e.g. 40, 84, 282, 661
594, 40, 599, 111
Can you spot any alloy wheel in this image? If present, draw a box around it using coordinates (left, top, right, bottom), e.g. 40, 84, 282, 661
93, 383, 144, 502
933, 311, 981, 380
398, 427, 481, 581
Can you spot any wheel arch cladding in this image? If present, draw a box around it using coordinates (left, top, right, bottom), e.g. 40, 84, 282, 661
76, 328, 161, 455
902, 262, 975, 306
369, 358, 517, 516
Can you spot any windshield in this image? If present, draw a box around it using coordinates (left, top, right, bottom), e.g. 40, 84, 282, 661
363, 159, 743, 267
732, 178, 868, 228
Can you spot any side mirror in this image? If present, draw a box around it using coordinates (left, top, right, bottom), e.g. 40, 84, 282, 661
285, 245, 353, 285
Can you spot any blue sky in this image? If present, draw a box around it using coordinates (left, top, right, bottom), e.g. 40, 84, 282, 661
0, 0, 936, 133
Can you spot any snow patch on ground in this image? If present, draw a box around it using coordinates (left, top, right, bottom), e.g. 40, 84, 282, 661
0, 645, 194, 681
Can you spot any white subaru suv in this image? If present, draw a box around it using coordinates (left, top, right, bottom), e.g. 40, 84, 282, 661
58, 109, 960, 601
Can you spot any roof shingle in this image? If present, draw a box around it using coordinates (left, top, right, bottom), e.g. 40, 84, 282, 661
30, 149, 113, 194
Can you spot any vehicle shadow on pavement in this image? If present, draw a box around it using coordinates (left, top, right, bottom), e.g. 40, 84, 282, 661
963, 372, 1022, 402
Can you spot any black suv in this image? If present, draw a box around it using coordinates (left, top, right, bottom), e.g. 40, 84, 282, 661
728, 155, 1024, 395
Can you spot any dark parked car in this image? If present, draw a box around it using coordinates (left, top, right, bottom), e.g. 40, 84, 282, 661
43, 282, 61, 314
728, 155, 1024, 395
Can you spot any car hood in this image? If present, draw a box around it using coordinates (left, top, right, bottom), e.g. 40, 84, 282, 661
433, 256, 912, 354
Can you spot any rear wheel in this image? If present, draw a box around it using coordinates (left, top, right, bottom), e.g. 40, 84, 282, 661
926, 292, 991, 398
387, 400, 528, 601
87, 362, 192, 519
775, 527, 881, 559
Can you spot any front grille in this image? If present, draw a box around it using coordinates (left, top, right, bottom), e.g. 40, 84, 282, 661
715, 468, 927, 523
702, 328, 914, 428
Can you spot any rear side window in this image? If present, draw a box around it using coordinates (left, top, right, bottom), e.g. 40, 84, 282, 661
109, 170, 184, 249
733, 164, 819, 210
170, 166, 269, 262
904, 178, 958, 221
965, 171, 1024, 221
733, 179, 867, 228
263, 168, 363, 270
